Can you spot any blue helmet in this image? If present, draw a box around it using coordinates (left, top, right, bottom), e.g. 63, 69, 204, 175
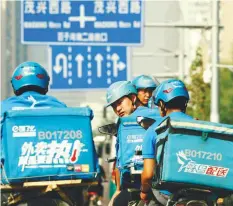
132, 75, 159, 90
11, 61, 50, 95
153, 79, 189, 105
148, 97, 153, 108
105, 81, 137, 107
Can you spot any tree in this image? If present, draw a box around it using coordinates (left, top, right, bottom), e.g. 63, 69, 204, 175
219, 68, 233, 124
187, 46, 233, 124
186, 47, 211, 121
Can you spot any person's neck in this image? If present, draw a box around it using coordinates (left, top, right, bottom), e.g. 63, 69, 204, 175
137, 101, 144, 107
21, 91, 40, 95
166, 109, 182, 115
130, 101, 142, 114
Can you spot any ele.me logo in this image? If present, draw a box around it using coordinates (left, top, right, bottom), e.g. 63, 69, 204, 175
12, 125, 36, 137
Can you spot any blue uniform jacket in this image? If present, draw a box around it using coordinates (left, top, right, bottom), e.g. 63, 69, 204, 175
1, 91, 66, 117
115, 106, 160, 188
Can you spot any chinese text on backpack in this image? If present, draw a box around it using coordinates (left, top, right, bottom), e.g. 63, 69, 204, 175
154, 117, 233, 195
1, 107, 98, 184
117, 108, 158, 173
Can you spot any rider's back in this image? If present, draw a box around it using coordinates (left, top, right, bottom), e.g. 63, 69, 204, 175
1, 91, 66, 115
168, 111, 193, 120
2, 61, 66, 116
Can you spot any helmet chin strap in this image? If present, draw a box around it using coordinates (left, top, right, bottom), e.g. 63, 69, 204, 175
159, 101, 167, 117
132, 99, 136, 111
138, 99, 145, 107
183, 101, 188, 113
133, 102, 137, 110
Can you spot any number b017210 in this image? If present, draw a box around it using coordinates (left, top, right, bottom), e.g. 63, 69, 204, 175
184, 149, 222, 161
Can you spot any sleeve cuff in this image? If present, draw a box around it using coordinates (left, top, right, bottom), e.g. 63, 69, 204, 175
142, 155, 155, 159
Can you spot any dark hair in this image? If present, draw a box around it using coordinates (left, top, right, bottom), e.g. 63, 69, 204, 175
15, 85, 47, 96
128, 93, 137, 99
165, 97, 188, 111
128, 93, 141, 104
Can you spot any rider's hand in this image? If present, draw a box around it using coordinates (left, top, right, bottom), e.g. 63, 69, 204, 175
140, 191, 149, 205
217, 198, 224, 205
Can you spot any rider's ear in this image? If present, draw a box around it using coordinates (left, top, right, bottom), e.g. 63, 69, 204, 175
131, 94, 137, 104
130, 94, 137, 109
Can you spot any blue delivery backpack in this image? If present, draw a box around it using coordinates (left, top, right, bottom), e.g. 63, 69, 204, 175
1, 107, 98, 184
117, 107, 159, 173
154, 117, 233, 194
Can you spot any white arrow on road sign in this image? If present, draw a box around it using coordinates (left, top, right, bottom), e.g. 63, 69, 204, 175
53, 53, 68, 78
49, 46, 129, 90
95, 53, 103, 78
111, 53, 126, 77
75, 54, 84, 78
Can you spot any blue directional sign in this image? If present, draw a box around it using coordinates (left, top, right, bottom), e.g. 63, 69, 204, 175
22, 0, 143, 45
49, 46, 130, 90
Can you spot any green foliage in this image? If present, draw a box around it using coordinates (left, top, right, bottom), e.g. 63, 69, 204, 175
186, 47, 211, 121
187, 47, 233, 124
219, 68, 233, 124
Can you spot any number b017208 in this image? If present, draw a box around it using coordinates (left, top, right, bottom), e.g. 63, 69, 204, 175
38, 130, 83, 140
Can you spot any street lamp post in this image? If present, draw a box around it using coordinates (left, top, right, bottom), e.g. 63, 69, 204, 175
210, 0, 220, 123
144, 0, 221, 122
